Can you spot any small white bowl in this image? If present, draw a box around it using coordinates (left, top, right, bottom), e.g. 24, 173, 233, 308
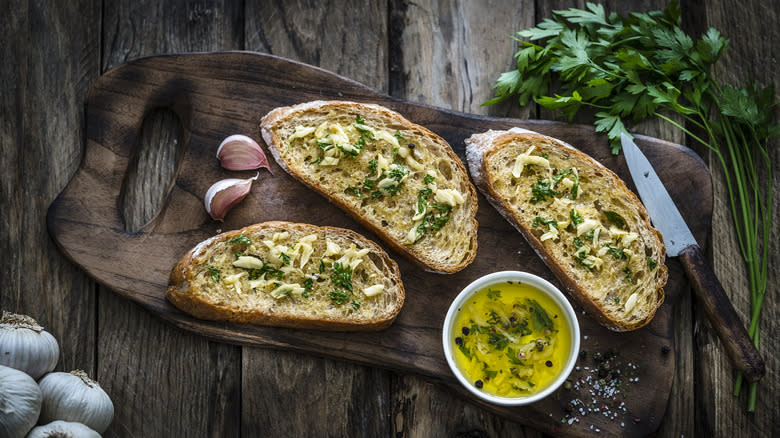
442, 271, 580, 406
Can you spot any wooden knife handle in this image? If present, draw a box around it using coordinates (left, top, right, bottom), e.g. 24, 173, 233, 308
679, 244, 765, 382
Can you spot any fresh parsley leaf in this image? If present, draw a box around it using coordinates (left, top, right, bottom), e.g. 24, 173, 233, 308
344, 186, 362, 198
424, 174, 435, 184
603, 211, 627, 229
205, 265, 221, 283
527, 299, 553, 331
647, 257, 658, 270
351, 300, 361, 310
279, 253, 291, 265
368, 159, 378, 174
569, 208, 584, 226
329, 289, 351, 305
303, 278, 314, 290
229, 234, 252, 245
532, 216, 558, 229
331, 262, 353, 292
530, 178, 558, 203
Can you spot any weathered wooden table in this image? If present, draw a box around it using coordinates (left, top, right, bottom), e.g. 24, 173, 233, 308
2, 1, 777, 437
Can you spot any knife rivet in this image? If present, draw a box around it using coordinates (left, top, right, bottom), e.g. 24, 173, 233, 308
643, 171, 649, 177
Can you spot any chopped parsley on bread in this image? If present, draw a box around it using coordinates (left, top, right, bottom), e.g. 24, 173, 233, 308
260, 101, 478, 273
465, 128, 667, 331
166, 221, 405, 331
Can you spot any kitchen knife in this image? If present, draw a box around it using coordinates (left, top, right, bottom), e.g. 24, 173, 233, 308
621, 133, 765, 382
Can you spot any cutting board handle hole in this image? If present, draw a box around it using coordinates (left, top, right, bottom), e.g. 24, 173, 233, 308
120, 108, 185, 233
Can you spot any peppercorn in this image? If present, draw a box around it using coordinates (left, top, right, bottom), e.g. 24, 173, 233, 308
475, 380, 483, 389
462, 327, 470, 336
408, 143, 415, 149
455, 337, 463, 345
545, 360, 553, 367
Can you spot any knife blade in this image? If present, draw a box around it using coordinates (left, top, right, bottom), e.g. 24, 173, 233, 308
621, 133, 765, 382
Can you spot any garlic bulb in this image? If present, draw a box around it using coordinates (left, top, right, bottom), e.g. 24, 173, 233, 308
216, 134, 271, 172
38, 370, 114, 434
0, 312, 60, 380
26, 421, 100, 438
0, 364, 42, 438
204, 173, 259, 221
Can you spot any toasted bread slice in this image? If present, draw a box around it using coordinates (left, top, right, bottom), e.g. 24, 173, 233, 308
260, 101, 478, 273
166, 221, 404, 331
465, 128, 667, 331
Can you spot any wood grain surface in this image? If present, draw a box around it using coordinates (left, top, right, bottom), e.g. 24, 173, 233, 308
2, 1, 777, 437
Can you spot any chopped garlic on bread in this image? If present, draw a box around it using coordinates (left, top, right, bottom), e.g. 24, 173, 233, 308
166, 221, 404, 331
260, 101, 478, 273
465, 128, 667, 331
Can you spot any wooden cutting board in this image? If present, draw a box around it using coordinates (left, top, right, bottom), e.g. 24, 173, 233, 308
47, 52, 711, 437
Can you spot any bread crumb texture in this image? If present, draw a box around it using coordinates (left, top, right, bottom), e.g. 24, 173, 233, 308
468, 130, 667, 330
167, 222, 404, 329
261, 101, 478, 273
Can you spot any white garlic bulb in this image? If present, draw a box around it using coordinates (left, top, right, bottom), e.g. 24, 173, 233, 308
26, 421, 100, 438
38, 370, 114, 434
0, 312, 60, 380
0, 364, 43, 438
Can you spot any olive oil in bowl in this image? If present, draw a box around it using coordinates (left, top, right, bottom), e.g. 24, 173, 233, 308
443, 271, 580, 406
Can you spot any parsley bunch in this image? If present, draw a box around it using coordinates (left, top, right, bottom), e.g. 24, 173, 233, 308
486, 1, 778, 411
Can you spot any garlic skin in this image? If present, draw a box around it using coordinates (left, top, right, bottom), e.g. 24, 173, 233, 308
26, 421, 100, 438
0, 312, 60, 380
204, 173, 259, 221
0, 364, 42, 438
216, 134, 271, 172
38, 370, 114, 434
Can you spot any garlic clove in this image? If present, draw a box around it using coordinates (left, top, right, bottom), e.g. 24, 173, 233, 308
216, 134, 271, 172
27, 421, 101, 438
204, 173, 259, 222
0, 311, 60, 380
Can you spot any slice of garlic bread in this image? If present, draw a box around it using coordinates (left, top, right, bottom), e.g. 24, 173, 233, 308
465, 128, 667, 331
166, 221, 404, 331
260, 101, 478, 273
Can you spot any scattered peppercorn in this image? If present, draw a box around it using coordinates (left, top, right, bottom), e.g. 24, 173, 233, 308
475, 380, 483, 389
455, 337, 463, 345
408, 143, 415, 149
579, 350, 587, 360
545, 360, 553, 367
462, 327, 470, 336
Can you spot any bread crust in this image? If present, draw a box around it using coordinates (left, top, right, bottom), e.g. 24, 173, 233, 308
465, 128, 667, 331
166, 221, 405, 331
260, 101, 478, 274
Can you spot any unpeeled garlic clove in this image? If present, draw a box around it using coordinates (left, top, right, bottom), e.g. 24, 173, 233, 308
216, 134, 271, 172
204, 174, 259, 222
